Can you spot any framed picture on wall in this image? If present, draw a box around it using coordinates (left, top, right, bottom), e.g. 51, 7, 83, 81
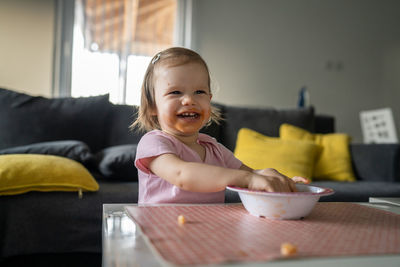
360, 108, 398, 144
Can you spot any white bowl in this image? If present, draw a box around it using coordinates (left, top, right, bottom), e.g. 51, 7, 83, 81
226, 184, 334, 220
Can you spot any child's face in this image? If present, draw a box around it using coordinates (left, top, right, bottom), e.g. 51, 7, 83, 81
153, 62, 212, 137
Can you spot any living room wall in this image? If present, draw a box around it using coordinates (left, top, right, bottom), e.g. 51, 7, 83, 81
192, 0, 400, 142
0, 0, 399, 143
0, 0, 54, 97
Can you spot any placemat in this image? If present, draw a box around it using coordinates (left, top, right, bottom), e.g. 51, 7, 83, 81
125, 203, 400, 266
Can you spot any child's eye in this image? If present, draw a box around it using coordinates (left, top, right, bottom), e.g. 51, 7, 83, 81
195, 90, 207, 94
169, 91, 181, 95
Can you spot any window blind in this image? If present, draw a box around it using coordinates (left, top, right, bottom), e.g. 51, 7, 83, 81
82, 0, 176, 56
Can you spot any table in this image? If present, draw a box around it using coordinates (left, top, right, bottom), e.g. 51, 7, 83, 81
102, 201, 400, 267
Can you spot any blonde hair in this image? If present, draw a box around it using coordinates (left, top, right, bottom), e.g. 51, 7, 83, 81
130, 47, 222, 132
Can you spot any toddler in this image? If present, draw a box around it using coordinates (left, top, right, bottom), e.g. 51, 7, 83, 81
132, 47, 308, 204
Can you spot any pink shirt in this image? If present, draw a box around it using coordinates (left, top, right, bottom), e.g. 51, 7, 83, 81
135, 130, 242, 204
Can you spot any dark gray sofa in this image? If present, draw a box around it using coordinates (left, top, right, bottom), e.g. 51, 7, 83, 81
1, 87, 399, 266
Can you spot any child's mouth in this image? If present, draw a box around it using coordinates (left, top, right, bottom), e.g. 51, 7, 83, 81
177, 112, 200, 119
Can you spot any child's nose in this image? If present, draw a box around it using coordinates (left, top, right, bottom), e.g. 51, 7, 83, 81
181, 94, 195, 105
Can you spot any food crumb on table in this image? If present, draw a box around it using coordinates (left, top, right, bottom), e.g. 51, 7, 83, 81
280, 242, 297, 256
237, 250, 248, 257
177, 215, 186, 225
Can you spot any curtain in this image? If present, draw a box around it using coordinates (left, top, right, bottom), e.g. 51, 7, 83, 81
82, 0, 177, 56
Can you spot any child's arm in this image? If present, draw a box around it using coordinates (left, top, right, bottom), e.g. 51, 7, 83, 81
147, 153, 298, 193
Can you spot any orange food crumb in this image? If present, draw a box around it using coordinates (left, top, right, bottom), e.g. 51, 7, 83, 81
281, 242, 297, 256
237, 250, 248, 257
177, 215, 186, 225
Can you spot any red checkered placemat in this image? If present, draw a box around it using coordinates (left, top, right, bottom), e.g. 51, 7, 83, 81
125, 203, 400, 266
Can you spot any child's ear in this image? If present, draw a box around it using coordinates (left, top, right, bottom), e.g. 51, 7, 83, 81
209, 93, 213, 100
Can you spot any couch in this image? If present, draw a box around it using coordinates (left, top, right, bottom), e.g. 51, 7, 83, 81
1, 87, 399, 266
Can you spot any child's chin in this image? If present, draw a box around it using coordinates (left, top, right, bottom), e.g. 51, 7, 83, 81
176, 121, 205, 131
176, 127, 203, 135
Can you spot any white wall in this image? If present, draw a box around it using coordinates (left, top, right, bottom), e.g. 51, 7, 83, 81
0, 0, 54, 97
382, 43, 400, 139
192, 0, 400, 142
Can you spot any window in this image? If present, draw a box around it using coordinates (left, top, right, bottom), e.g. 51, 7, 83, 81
54, 0, 192, 105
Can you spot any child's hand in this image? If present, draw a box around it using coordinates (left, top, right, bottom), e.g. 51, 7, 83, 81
250, 168, 309, 192
292, 176, 310, 184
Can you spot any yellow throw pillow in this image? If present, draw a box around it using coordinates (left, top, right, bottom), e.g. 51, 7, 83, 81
280, 123, 356, 181
234, 128, 319, 180
0, 154, 99, 196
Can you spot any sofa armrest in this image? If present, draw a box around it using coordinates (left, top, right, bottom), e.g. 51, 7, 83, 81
350, 144, 400, 182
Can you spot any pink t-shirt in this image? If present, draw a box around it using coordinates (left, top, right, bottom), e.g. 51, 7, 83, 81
135, 130, 242, 204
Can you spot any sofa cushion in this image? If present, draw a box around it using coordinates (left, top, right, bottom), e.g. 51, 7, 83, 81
220, 105, 315, 151
0, 88, 110, 152
280, 123, 356, 182
106, 104, 143, 147
234, 128, 319, 179
350, 144, 400, 182
312, 181, 400, 202
0, 154, 99, 196
0, 180, 138, 258
315, 114, 335, 133
0, 140, 93, 164
95, 145, 138, 181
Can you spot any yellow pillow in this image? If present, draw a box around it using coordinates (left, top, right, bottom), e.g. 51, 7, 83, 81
280, 123, 356, 181
234, 128, 319, 180
0, 154, 99, 196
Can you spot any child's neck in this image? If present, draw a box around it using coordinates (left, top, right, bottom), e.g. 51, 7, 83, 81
163, 130, 199, 146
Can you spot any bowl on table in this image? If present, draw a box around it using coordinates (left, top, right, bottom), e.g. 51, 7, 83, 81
226, 184, 334, 220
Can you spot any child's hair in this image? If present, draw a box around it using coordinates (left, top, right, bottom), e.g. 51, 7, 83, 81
130, 47, 222, 132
